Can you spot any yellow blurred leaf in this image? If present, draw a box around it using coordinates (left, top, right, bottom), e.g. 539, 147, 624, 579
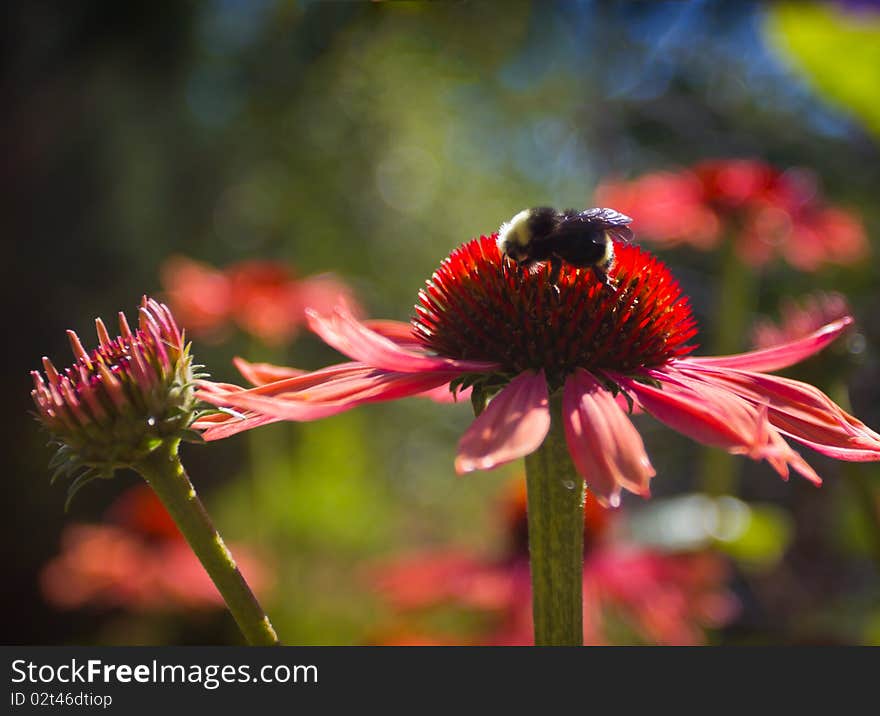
714, 503, 793, 570
765, 1, 880, 136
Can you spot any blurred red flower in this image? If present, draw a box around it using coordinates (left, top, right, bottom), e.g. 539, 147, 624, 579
752, 292, 853, 351
160, 256, 359, 346
595, 159, 868, 270
41, 486, 271, 612
370, 482, 738, 646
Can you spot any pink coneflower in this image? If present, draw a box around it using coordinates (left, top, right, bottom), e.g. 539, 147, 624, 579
160, 256, 359, 346
41, 486, 271, 612
371, 483, 737, 646
196, 235, 880, 506
30, 297, 199, 495
595, 159, 868, 271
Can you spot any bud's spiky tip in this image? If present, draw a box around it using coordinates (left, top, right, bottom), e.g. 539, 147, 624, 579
31, 297, 199, 499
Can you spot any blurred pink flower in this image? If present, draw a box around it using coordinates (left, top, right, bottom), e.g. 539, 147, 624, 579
371, 483, 737, 646
160, 256, 359, 346
195, 236, 880, 506
595, 159, 868, 270
752, 292, 853, 351
41, 486, 271, 612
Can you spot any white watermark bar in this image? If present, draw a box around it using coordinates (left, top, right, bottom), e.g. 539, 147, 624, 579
10, 657, 316, 691
5, 648, 321, 711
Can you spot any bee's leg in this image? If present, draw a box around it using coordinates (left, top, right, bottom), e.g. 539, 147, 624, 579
547, 260, 562, 288
593, 265, 618, 291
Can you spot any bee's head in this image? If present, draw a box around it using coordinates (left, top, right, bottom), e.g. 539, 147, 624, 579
497, 209, 535, 263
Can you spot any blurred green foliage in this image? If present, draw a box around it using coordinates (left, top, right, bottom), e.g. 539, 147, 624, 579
767, 2, 880, 137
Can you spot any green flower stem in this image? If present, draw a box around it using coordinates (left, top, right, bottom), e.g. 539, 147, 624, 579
524, 398, 585, 646
701, 239, 757, 495
137, 439, 280, 646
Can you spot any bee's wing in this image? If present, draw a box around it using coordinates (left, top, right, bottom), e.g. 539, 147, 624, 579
579, 207, 633, 226
577, 207, 634, 243
606, 225, 634, 243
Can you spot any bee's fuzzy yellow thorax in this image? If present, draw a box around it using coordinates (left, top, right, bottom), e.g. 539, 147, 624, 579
497, 209, 533, 251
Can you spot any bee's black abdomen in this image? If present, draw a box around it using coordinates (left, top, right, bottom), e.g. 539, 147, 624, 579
551, 233, 608, 267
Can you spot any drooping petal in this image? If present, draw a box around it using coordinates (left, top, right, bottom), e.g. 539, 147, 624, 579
562, 369, 654, 507
763, 434, 880, 462
673, 362, 880, 460
751, 403, 821, 485
307, 306, 498, 374
613, 371, 822, 485
614, 373, 764, 452
455, 371, 551, 474
684, 317, 852, 372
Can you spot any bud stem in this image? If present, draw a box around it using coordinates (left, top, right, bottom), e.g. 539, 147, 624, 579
524, 396, 585, 646
136, 440, 280, 646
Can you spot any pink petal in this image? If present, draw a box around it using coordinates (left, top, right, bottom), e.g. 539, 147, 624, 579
362, 319, 425, 350
232, 356, 467, 403
613, 371, 822, 484
753, 404, 821, 485
306, 306, 498, 373
614, 373, 763, 451
764, 435, 880, 462
455, 371, 551, 474
205, 363, 382, 399
193, 411, 282, 441
674, 363, 880, 460
684, 317, 852, 372
198, 386, 357, 423
233, 357, 305, 386
196, 367, 458, 429
419, 383, 472, 404
562, 370, 654, 507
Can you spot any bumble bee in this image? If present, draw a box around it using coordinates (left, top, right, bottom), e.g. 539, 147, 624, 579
497, 207, 633, 285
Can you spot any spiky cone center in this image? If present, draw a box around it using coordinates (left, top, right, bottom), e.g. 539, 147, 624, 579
31, 300, 199, 476
413, 236, 698, 391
